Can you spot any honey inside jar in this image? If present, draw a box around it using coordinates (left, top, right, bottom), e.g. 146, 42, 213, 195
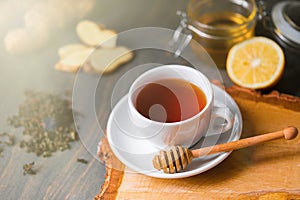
187, 0, 257, 68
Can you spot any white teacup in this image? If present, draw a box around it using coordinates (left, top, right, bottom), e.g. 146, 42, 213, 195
127, 64, 233, 148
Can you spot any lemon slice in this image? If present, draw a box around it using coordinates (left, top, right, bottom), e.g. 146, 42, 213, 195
226, 37, 285, 89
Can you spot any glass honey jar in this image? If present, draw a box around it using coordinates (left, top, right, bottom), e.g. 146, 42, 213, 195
174, 0, 258, 68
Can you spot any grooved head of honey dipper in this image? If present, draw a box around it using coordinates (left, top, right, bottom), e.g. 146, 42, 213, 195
283, 126, 298, 140
152, 146, 194, 174
152, 155, 161, 170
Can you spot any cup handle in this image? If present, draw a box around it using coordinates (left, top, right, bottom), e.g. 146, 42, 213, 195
210, 101, 234, 134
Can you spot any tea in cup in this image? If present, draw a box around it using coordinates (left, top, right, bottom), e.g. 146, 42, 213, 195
127, 64, 233, 148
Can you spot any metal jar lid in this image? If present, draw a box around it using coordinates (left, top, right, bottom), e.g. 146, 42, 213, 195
271, 1, 300, 52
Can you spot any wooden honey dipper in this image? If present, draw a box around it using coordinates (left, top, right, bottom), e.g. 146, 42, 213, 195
153, 126, 298, 174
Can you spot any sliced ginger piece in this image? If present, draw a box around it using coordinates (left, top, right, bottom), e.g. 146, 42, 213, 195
89, 46, 133, 74
55, 48, 94, 72
58, 43, 90, 58
76, 20, 117, 47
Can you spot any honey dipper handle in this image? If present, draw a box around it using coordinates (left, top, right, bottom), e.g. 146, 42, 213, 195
191, 126, 298, 158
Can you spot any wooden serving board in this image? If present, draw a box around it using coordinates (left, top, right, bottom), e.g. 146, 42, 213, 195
95, 85, 300, 200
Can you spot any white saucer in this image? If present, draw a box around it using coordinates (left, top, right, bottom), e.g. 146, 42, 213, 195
107, 85, 242, 179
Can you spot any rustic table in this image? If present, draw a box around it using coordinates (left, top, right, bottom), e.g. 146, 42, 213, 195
0, 0, 299, 199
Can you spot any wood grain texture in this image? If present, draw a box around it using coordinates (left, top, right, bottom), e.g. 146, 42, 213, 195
96, 85, 300, 200
94, 138, 124, 200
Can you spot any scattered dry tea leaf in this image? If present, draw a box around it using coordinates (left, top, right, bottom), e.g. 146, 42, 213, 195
0, 132, 15, 158
58, 43, 90, 58
89, 46, 133, 74
77, 158, 88, 164
55, 48, 94, 72
76, 20, 117, 47
0, 132, 14, 146
23, 161, 37, 175
7, 90, 78, 157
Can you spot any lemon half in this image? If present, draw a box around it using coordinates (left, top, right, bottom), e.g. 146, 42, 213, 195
226, 37, 285, 89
